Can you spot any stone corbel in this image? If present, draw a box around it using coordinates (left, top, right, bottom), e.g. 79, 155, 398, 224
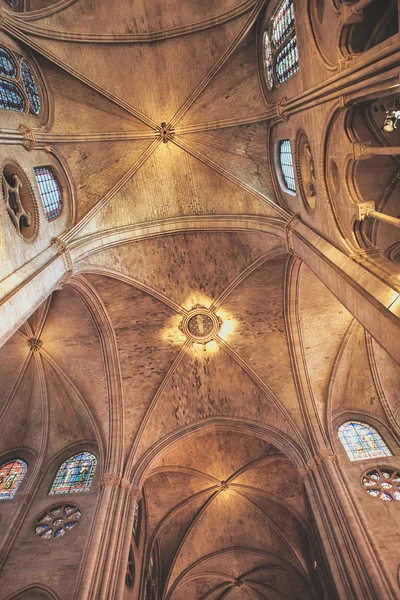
286, 214, 301, 258
276, 97, 289, 122
353, 141, 372, 160
100, 473, 121, 489
341, 2, 364, 25
19, 125, 36, 151
51, 237, 74, 277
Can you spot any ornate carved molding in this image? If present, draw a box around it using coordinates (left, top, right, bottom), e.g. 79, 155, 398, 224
285, 214, 301, 257
27, 337, 43, 351
18, 125, 36, 151
352, 141, 372, 160
51, 237, 74, 274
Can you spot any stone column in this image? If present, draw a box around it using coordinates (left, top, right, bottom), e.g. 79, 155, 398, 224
303, 453, 398, 600
0, 240, 71, 347
75, 475, 138, 600
287, 218, 400, 365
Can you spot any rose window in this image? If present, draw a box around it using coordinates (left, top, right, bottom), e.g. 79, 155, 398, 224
35, 504, 82, 539
362, 467, 400, 502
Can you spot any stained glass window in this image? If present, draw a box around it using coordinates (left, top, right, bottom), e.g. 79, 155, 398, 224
264, 32, 274, 90
279, 140, 296, 192
338, 421, 392, 462
263, 0, 298, 89
0, 80, 25, 112
34, 167, 62, 219
125, 544, 135, 589
49, 452, 97, 495
362, 467, 400, 502
276, 35, 299, 84
0, 46, 41, 115
272, 0, 295, 48
0, 47, 17, 79
133, 499, 141, 544
0, 459, 27, 499
21, 60, 41, 115
35, 504, 82, 539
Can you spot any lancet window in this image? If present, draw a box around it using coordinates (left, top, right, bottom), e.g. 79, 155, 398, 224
133, 499, 141, 545
263, 0, 299, 89
0, 459, 27, 499
34, 167, 62, 219
279, 139, 296, 192
49, 452, 97, 494
338, 421, 392, 462
0, 45, 41, 114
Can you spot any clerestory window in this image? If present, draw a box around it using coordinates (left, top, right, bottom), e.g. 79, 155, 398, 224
34, 166, 62, 219
0, 45, 41, 114
338, 421, 392, 462
263, 0, 299, 89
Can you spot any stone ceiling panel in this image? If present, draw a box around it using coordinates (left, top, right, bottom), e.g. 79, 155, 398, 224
73, 142, 279, 240
24, 0, 252, 36
55, 138, 154, 221
41, 57, 151, 133
85, 274, 184, 459
41, 286, 109, 446
182, 122, 274, 198
178, 27, 267, 128
21, 11, 249, 123
76, 232, 284, 310
219, 257, 305, 431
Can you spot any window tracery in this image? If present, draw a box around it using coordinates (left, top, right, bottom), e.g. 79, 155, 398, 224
35, 504, 82, 539
0, 459, 27, 499
263, 0, 299, 89
278, 139, 296, 192
2, 161, 38, 240
49, 452, 97, 494
338, 421, 392, 462
33, 167, 62, 219
0, 45, 41, 114
362, 467, 400, 502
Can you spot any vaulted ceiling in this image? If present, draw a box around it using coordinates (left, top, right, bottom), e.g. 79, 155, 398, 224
1, 0, 400, 598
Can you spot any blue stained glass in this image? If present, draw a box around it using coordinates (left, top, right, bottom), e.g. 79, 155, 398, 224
49, 452, 97, 494
0, 80, 25, 112
272, 0, 295, 48
276, 35, 299, 84
279, 140, 296, 192
0, 47, 17, 78
338, 421, 392, 462
21, 60, 41, 115
0, 459, 27, 499
34, 167, 62, 219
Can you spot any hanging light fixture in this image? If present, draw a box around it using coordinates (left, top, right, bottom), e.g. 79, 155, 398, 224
382, 99, 400, 133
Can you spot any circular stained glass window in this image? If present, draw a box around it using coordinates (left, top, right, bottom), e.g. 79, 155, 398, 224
35, 504, 82, 539
362, 467, 400, 502
187, 313, 214, 339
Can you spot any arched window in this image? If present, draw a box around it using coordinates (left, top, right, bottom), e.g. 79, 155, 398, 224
278, 139, 296, 192
133, 498, 141, 545
263, 0, 299, 89
0, 459, 27, 499
0, 45, 41, 114
338, 421, 392, 462
33, 167, 62, 219
49, 452, 97, 495
125, 544, 135, 589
